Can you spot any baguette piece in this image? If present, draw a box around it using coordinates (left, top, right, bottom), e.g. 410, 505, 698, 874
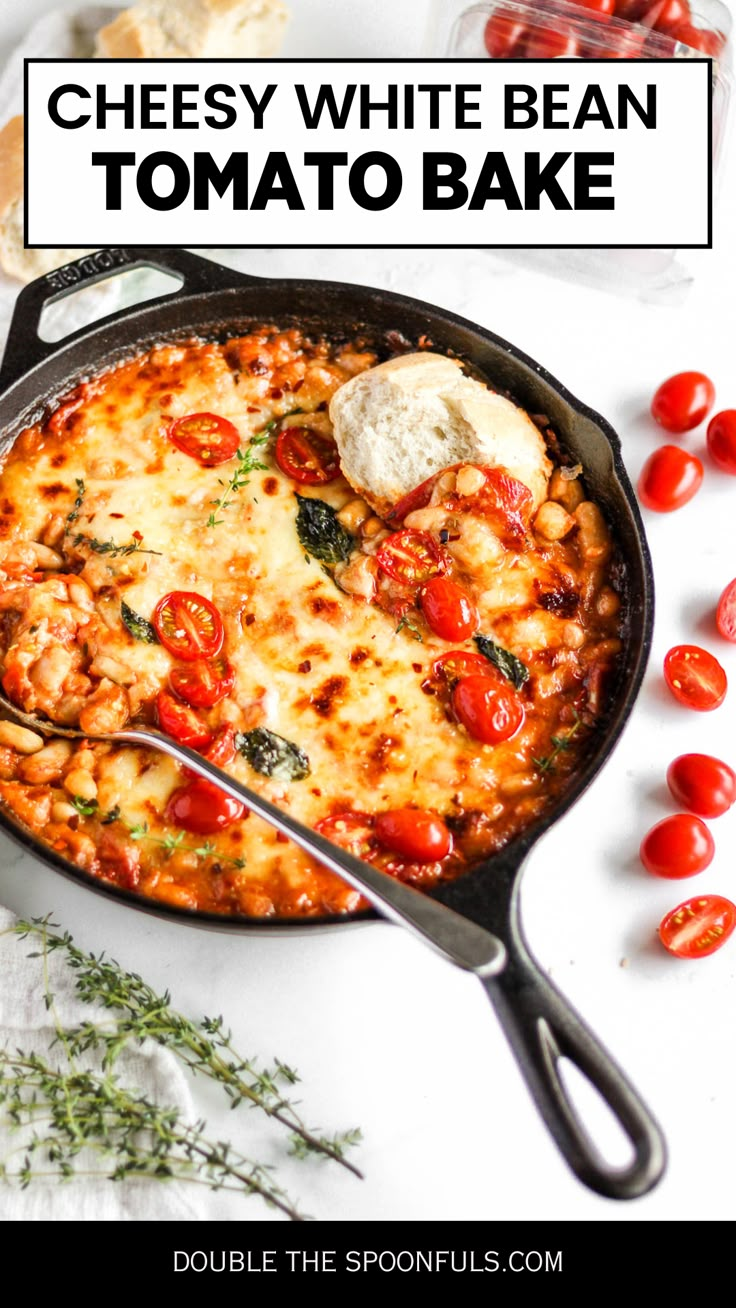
0, 117, 90, 283
96, 0, 289, 58
329, 352, 553, 519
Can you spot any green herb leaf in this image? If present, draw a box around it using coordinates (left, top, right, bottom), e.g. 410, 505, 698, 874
235, 727, 310, 781
295, 495, 354, 566
120, 601, 159, 644
71, 795, 99, 817
396, 613, 424, 642
101, 805, 121, 825
66, 477, 85, 526
474, 635, 530, 690
73, 534, 161, 558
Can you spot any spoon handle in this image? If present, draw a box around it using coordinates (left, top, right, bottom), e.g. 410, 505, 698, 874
117, 726, 506, 978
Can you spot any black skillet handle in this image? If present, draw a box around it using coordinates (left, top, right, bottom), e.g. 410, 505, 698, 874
0, 246, 265, 390
483, 925, 666, 1200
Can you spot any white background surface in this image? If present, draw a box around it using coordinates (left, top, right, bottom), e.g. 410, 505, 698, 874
2, 0, 736, 1224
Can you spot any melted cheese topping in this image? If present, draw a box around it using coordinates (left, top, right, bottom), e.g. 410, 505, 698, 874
0, 331, 623, 917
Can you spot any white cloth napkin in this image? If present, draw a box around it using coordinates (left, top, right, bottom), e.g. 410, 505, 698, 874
0, 908, 203, 1220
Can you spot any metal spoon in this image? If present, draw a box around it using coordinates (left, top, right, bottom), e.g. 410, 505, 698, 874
0, 695, 506, 978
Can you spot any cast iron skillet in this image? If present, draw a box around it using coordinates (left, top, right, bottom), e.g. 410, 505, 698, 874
0, 246, 664, 1201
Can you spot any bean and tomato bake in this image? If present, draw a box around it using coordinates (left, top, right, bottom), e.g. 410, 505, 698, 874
0, 330, 622, 916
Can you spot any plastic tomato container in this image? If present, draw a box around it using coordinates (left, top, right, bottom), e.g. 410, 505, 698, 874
428, 0, 731, 158
425, 0, 732, 296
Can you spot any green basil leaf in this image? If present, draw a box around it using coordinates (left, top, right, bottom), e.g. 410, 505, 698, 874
235, 727, 310, 781
295, 494, 354, 565
121, 601, 159, 644
474, 635, 530, 690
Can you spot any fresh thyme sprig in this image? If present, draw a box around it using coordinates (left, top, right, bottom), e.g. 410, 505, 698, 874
64, 478, 161, 557
395, 613, 424, 642
0, 1051, 303, 1219
207, 445, 269, 528
127, 820, 246, 870
532, 710, 582, 775
6, 918, 363, 1183
71, 534, 161, 559
206, 410, 304, 528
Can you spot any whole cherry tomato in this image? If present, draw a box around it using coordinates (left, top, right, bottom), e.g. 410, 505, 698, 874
659, 894, 736, 959
671, 22, 725, 54
420, 577, 479, 642
640, 813, 714, 878
484, 9, 527, 56
651, 371, 715, 433
374, 809, 453, 863
574, 0, 616, 15
184, 725, 237, 779
664, 644, 727, 711
275, 427, 340, 485
666, 753, 736, 818
643, 0, 691, 31
638, 446, 703, 512
156, 689, 212, 750
613, 0, 650, 16
452, 675, 524, 745
523, 25, 580, 56
169, 412, 240, 466
166, 778, 245, 834
153, 591, 225, 661
706, 410, 736, 474
716, 578, 736, 643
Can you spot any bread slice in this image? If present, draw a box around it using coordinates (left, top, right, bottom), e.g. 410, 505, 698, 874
96, 0, 290, 58
329, 352, 552, 518
0, 117, 91, 284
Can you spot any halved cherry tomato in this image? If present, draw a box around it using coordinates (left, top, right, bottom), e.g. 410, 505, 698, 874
374, 809, 452, 863
523, 26, 580, 57
640, 813, 714, 878
706, 410, 736, 474
716, 579, 736, 643
671, 22, 725, 54
315, 812, 378, 860
166, 778, 245, 834
452, 675, 524, 745
388, 471, 440, 525
666, 753, 736, 818
156, 689, 213, 750
664, 644, 727, 711
275, 427, 340, 485
643, 0, 691, 32
432, 650, 494, 683
375, 530, 449, 586
420, 577, 479, 643
659, 894, 736, 959
638, 446, 703, 512
153, 591, 224, 662
169, 412, 240, 466
453, 467, 533, 548
484, 9, 528, 56
170, 656, 235, 708
651, 371, 715, 433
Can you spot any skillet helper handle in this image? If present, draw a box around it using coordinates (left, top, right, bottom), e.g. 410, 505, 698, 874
0, 246, 264, 388
483, 940, 666, 1200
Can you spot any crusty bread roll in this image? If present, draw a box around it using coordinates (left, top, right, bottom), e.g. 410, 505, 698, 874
0, 117, 91, 284
329, 353, 553, 518
96, 0, 289, 58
